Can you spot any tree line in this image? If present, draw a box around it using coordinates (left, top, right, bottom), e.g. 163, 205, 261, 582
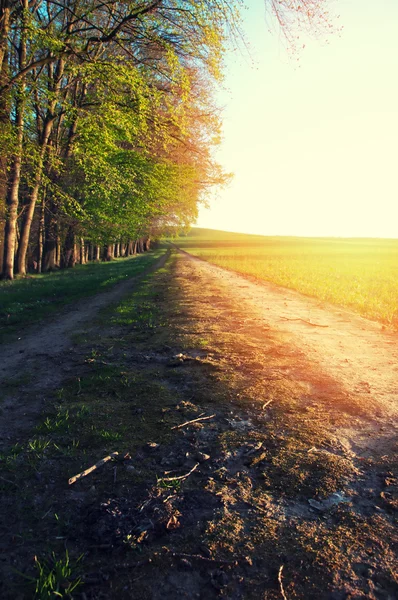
0, 0, 332, 280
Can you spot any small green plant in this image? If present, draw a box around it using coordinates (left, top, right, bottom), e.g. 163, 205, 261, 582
28, 439, 51, 456
36, 408, 70, 434
32, 550, 82, 599
76, 405, 90, 419
98, 429, 122, 441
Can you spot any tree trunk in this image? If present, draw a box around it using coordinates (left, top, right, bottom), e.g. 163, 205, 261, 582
16, 55, 65, 275
36, 197, 45, 273
95, 245, 100, 261
2, 1, 28, 279
42, 199, 58, 272
105, 244, 113, 261
80, 238, 85, 264
0, 2, 11, 276
62, 225, 75, 268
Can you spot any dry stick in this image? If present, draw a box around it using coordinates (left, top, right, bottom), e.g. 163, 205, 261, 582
278, 565, 288, 600
68, 452, 119, 485
280, 317, 328, 328
262, 399, 273, 409
171, 413, 216, 430
159, 462, 199, 482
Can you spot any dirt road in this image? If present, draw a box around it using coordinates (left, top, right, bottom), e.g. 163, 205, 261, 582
176, 247, 398, 449
0, 248, 397, 599
0, 251, 169, 445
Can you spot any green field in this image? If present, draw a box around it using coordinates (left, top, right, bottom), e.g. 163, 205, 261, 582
174, 228, 398, 328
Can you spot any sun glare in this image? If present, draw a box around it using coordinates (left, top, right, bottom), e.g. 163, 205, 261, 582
197, 1, 398, 240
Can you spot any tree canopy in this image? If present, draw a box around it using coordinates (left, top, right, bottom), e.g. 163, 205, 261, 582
0, 0, 334, 278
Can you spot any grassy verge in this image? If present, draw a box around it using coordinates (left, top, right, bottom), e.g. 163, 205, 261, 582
0, 249, 396, 599
174, 228, 398, 327
0, 248, 166, 342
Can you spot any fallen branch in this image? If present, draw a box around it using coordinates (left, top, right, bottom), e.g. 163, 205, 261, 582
68, 452, 119, 485
278, 565, 288, 600
280, 317, 328, 328
171, 413, 216, 430
159, 462, 199, 482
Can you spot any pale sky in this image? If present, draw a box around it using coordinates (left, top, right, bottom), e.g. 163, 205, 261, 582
196, 0, 398, 238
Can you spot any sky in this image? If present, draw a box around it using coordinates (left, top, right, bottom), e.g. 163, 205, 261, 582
196, 0, 398, 238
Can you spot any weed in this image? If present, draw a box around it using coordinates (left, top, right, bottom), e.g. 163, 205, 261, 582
28, 438, 51, 456
97, 429, 122, 442
37, 409, 70, 434
32, 550, 82, 599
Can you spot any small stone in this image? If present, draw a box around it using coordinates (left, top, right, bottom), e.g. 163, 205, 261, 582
196, 452, 210, 463
126, 465, 135, 473
146, 442, 159, 451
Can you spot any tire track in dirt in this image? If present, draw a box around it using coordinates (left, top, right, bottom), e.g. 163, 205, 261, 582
0, 251, 169, 445
174, 245, 398, 455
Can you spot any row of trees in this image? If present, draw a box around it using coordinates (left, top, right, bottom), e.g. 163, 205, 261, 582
0, 0, 333, 279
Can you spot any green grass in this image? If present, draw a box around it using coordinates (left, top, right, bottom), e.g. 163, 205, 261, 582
0, 249, 166, 341
174, 228, 398, 327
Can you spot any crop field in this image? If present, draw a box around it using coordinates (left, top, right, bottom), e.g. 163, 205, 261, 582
175, 228, 398, 328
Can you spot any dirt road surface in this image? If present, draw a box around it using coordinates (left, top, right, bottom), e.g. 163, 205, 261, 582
0, 251, 169, 445
175, 247, 398, 455
0, 247, 397, 599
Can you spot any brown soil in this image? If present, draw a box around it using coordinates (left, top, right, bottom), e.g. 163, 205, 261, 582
176, 247, 398, 456
0, 247, 396, 599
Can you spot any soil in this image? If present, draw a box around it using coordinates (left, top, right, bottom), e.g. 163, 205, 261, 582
0, 247, 397, 599
0, 251, 169, 446
175, 247, 398, 454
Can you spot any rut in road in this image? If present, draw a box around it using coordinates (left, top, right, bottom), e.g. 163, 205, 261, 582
0, 251, 169, 446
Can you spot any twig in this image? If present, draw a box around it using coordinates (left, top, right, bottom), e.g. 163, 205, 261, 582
278, 565, 288, 600
262, 399, 273, 409
68, 452, 119, 485
280, 317, 328, 328
171, 413, 216, 430
159, 463, 199, 482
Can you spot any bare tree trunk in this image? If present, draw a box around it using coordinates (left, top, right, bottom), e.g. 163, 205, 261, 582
95, 245, 100, 261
